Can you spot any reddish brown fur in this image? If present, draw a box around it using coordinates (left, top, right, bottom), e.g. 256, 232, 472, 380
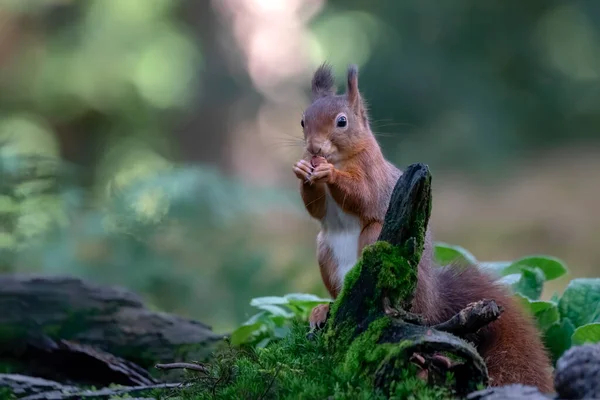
414, 235, 554, 391
294, 63, 554, 391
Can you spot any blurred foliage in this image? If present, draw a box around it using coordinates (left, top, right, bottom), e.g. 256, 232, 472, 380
0, 0, 310, 332
0, 142, 307, 331
311, 0, 600, 174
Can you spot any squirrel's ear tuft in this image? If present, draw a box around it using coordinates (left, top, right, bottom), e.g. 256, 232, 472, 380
346, 64, 360, 106
311, 62, 335, 99
346, 64, 368, 123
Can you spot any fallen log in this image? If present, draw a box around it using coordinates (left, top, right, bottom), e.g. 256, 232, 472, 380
0, 275, 223, 385
0, 374, 185, 400
0, 374, 79, 398
2, 338, 157, 388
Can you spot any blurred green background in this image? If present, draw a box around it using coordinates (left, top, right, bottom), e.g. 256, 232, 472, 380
0, 0, 598, 333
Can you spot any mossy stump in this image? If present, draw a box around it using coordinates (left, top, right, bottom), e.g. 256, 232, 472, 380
323, 163, 491, 397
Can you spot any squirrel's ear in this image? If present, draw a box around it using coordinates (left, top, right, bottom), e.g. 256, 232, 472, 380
346, 64, 360, 107
346, 64, 368, 121
311, 63, 335, 99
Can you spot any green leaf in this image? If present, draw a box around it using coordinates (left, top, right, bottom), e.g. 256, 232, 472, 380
572, 323, 600, 346
503, 255, 568, 281
512, 267, 545, 300
273, 326, 291, 339
531, 302, 560, 332
230, 322, 264, 346
250, 296, 289, 306
433, 242, 478, 265
240, 311, 268, 326
498, 273, 521, 286
255, 338, 271, 348
283, 293, 331, 303
256, 304, 294, 318
558, 278, 600, 327
515, 295, 559, 332
544, 318, 575, 364
270, 316, 289, 327
283, 293, 331, 319
479, 261, 511, 277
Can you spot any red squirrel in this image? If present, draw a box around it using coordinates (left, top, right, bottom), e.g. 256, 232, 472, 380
292, 63, 554, 391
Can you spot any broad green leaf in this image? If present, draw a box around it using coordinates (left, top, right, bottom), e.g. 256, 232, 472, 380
572, 323, 600, 346
531, 301, 560, 332
273, 316, 294, 328
283, 293, 331, 319
240, 311, 268, 326
558, 278, 600, 327
498, 273, 521, 286
512, 267, 545, 300
284, 293, 331, 303
515, 293, 560, 332
515, 294, 559, 331
256, 304, 294, 318
433, 242, 478, 265
273, 326, 291, 339
544, 318, 575, 364
287, 301, 329, 311
529, 300, 558, 313
503, 255, 567, 281
230, 322, 263, 346
479, 261, 511, 277
255, 338, 271, 348
285, 303, 315, 320
250, 296, 289, 306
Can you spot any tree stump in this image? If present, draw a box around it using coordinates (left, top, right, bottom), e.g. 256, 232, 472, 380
322, 163, 498, 396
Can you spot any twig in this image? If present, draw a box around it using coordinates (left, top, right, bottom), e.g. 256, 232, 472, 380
382, 297, 424, 324
258, 364, 282, 400
155, 362, 209, 373
432, 299, 503, 337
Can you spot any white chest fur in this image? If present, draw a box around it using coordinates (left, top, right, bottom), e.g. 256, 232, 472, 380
320, 190, 362, 290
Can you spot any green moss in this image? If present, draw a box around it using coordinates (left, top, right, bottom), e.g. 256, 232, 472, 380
326, 242, 418, 352
160, 320, 456, 400
343, 317, 394, 374
441, 351, 466, 363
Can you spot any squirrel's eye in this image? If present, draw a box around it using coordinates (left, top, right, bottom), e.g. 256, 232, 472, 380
301, 119, 304, 128
336, 115, 347, 128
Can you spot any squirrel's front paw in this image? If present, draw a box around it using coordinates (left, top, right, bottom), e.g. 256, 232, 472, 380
309, 163, 335, 184
309, 303, 330, 331
293, 159, 313, 182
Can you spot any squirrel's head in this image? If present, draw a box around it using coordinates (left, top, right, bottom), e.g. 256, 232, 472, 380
301, 63, 372, 164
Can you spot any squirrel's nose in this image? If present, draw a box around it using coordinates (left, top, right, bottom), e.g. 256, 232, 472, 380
307, 142, 322, 156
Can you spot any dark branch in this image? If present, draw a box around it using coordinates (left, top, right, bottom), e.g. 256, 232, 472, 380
155, 362, 209, 373
432, 299, 503, 337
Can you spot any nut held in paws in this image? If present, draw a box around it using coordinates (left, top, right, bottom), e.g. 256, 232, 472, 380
311, 156, 327, 168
